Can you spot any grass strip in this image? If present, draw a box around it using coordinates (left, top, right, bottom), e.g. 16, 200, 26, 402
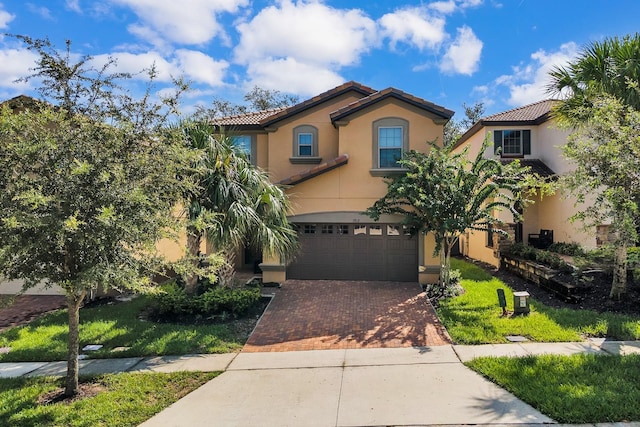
0, 371, 217, 427
467, 354, 640, 423
0, 296, 250, 362
437, 258, 640, 343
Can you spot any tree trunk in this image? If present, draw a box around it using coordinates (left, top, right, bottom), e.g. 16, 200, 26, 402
610, 239, 628, 299
65, 290, 86, 396
185, 227, 202, 295
217, 249, 237, 288
439, 238, 451, 287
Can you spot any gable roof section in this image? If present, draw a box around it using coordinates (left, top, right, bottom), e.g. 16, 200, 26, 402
454, 99, 559, 148
260, 81, 376, 127
330, 87, 454, 123
278, 154, 349, 186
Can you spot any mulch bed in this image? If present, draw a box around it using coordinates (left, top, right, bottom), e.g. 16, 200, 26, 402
0, 295, 67, 332
471, 258, 640, 316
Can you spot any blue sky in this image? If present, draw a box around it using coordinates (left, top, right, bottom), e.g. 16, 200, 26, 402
1, 0, 638, 118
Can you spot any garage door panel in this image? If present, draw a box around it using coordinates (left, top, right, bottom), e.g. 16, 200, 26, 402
287, 223, 418, 281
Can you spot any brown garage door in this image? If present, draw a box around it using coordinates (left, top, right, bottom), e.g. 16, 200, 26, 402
287, 223, 418, 281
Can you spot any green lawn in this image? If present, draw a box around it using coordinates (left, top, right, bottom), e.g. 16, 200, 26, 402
438, 258, 640, 344
467, 354, 640, 423
0, 296, 251, 362
0, 371, 217, 427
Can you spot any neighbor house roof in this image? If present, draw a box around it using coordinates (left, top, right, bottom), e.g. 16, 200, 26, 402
0, 95, 46, 112
454, 99, 559, 149
278, 154, 349, 186
330, 87, 454, 123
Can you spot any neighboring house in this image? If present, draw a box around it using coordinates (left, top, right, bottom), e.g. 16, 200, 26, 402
211, 81, 454, 283
452, 99, 603, 268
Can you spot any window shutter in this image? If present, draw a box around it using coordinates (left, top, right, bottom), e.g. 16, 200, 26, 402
523, 130, 531, 155
493, 130, 503, 155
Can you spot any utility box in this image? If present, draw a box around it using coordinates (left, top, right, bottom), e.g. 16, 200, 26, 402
513, 291, 530, 315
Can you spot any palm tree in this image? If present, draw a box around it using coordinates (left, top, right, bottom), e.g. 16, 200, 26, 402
548, 33, 640, 121
547, 33, 640, 299
178, 120, 298, 294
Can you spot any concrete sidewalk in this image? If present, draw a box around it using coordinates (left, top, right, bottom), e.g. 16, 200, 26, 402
2, 341, 640, 426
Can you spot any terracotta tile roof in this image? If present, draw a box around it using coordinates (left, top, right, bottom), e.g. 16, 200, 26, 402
278, 154, 349, 186
501, 158, 556, 178
209, 107, 286, 127
260, 81, 376, 127
454, 99, 559, 149
482, 99, 558, 123
330, 87, 454, 122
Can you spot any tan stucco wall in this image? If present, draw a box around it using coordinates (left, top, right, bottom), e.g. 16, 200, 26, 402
265, 93, 363, 182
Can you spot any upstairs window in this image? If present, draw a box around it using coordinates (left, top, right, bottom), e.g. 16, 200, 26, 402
378, 127, 403, 168
371, 117, 409, 175
494, 130, 531, 157
297, 133, 313, 156
291, 125, 320, 164
232, 135, 255, 164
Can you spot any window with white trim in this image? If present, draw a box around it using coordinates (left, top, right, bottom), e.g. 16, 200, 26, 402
379, 127, 403, 168
291, 125, 320, 164
371, 117, 409, 174
493, 130, 531, 157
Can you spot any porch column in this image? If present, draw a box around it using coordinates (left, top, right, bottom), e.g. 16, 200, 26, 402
259, 253, 286, 284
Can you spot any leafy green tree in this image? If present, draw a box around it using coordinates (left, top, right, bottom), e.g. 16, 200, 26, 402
194, 86, 298, 120
366, 139, 527, 288
559, 96, 640, 298
548, 33, 640, 298
176, 120, 298, 293
0, 36, 190, 396
443, 102, 485, 146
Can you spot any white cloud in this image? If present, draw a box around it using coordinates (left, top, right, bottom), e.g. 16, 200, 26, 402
439, 26, 482, 75
0, 48, 39, 92
92, 50, 228, 87
245, 57, 344, 97
233, 0, 376, 96
235, 0, 377, 67
27, 3, 53, 20
429, 0, 457, 15
380, 6, 446, 51
65, 0, 81, 13
495, 42, 579, 106
0, 3, 15, 29
174, 50, 229, 87
108, 0, 249, 45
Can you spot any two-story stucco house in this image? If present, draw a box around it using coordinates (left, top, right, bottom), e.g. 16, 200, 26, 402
452, 99, 602, 267
211, 81, 454, 283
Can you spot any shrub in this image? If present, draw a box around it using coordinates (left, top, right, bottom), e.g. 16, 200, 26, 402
548, 242, 585, 256
502, 243, 573, 273
424, 269, 464, 305
151, 281, 261, 318
200, 286, 261, 317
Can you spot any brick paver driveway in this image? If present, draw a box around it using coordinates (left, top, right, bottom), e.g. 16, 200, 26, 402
243, 280, 451, 352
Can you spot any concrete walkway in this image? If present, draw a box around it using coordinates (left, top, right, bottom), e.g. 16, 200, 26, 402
3, 340, 640, 426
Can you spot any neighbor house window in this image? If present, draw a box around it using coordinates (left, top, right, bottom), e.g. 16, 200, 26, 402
493, 130, 531, 157
291, 125, 320, 164
371, 117, 409, 175
232, 135, 255, 164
